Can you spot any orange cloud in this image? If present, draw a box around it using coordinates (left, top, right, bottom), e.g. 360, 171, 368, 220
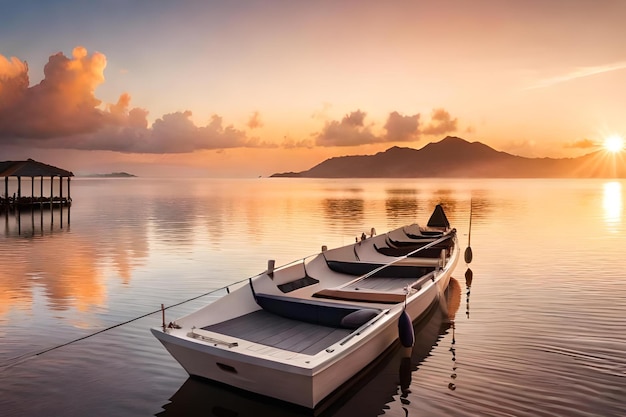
421, 108, 458, 136
0, 47, 109, 138
0, 47, 266, 153
565, 138, 597, 149
0, 55, 28, 104
281, 135, 315, 149
383, 111, 420, 142
316, 110, 376, 146
314, 108, 458, 147
1, 47, 461, 154
247, 111, 263, 129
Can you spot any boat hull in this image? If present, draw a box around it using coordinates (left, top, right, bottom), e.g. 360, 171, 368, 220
151, 267, 453, 408
151, 205, 459, 409
152, 329, 318, 407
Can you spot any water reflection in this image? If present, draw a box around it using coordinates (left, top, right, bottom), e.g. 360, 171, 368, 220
386, 188, 418, 196
156, 282, 460, 417
0, 233, 106, 313
465, 268, 473, 319
3, 208, 71, 237
1, 179, 479, 323
463, 194, 493, 221
427, 189, 458, 214
322, 198, 364, 224
323, 187, 364, 194
602, 181, 622, 230
4, 178, 626, 416
445, 278, 461, 392
385, 195, 419, 220
0, 210, 148, 319
446, 276, 462, 322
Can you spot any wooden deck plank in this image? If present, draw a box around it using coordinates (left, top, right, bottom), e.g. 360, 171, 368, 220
346, 276, 417, 291
202, 310, 351, 355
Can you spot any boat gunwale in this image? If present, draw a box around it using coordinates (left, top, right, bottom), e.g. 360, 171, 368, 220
152, 243, 457, 370
150, 206, 460, 408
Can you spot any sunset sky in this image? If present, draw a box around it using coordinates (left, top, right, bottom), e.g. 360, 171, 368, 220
1, 1, 625, 177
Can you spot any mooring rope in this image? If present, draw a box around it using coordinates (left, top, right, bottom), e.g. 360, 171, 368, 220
3, 229, 454, 369
1, 251, 316, 371
1, 279, 249, 370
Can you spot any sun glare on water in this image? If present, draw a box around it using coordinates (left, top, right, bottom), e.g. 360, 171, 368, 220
603, 135, 625, 153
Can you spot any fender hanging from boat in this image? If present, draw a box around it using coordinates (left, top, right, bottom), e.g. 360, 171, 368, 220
398, 309, 415, 348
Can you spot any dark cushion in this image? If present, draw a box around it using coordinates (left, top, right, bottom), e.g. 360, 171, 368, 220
340, 309, 380, 329
255, 293, 380, 329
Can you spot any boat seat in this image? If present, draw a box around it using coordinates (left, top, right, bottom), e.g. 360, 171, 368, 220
403, 225, 444, 239
313, 288, 407, 304
374, 243, 447, 259
254, 293, 381, 329
271, 260, 320, 293
326, 259, 437, 276
277, 276, 319, 293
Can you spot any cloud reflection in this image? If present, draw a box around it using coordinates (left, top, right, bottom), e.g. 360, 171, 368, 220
0, 207, 149, 319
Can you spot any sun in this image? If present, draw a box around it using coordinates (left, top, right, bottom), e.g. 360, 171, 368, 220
603, 135, 625, 153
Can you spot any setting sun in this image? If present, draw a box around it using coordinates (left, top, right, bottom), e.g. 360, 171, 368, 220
603, 135, 625, 153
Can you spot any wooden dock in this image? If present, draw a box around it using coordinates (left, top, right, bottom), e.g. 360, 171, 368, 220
1, 159, 73, 213
1, 196, 71, 211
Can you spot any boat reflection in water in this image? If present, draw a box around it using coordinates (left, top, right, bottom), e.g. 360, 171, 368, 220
156, 278, 462, 417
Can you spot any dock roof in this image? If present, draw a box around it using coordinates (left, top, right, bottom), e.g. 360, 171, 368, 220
0, 159, 74, 178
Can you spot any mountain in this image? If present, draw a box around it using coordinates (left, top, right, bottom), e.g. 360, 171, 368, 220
81, 172, 137, 178
271, 136, 623, 178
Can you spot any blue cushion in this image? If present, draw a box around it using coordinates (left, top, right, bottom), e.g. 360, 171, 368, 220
340, 309, 380, 329
255, 293, 380, 329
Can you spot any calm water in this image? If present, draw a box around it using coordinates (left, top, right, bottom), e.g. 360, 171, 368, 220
1, 178, 625, 417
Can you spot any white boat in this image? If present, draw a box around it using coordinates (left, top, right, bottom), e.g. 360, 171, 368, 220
151, 204, 460, 409
155, 288, 456, 417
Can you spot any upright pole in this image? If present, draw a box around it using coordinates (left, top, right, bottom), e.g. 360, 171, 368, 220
66, 177, 71, 225
59, 177, 63, 227
50, 176, 54, 224
17, 176, 21, 218
49, 176, 53, 208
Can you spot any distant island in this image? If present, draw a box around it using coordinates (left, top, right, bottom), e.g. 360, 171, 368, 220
271, 136, 624, 178
81, 172, 137, 178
